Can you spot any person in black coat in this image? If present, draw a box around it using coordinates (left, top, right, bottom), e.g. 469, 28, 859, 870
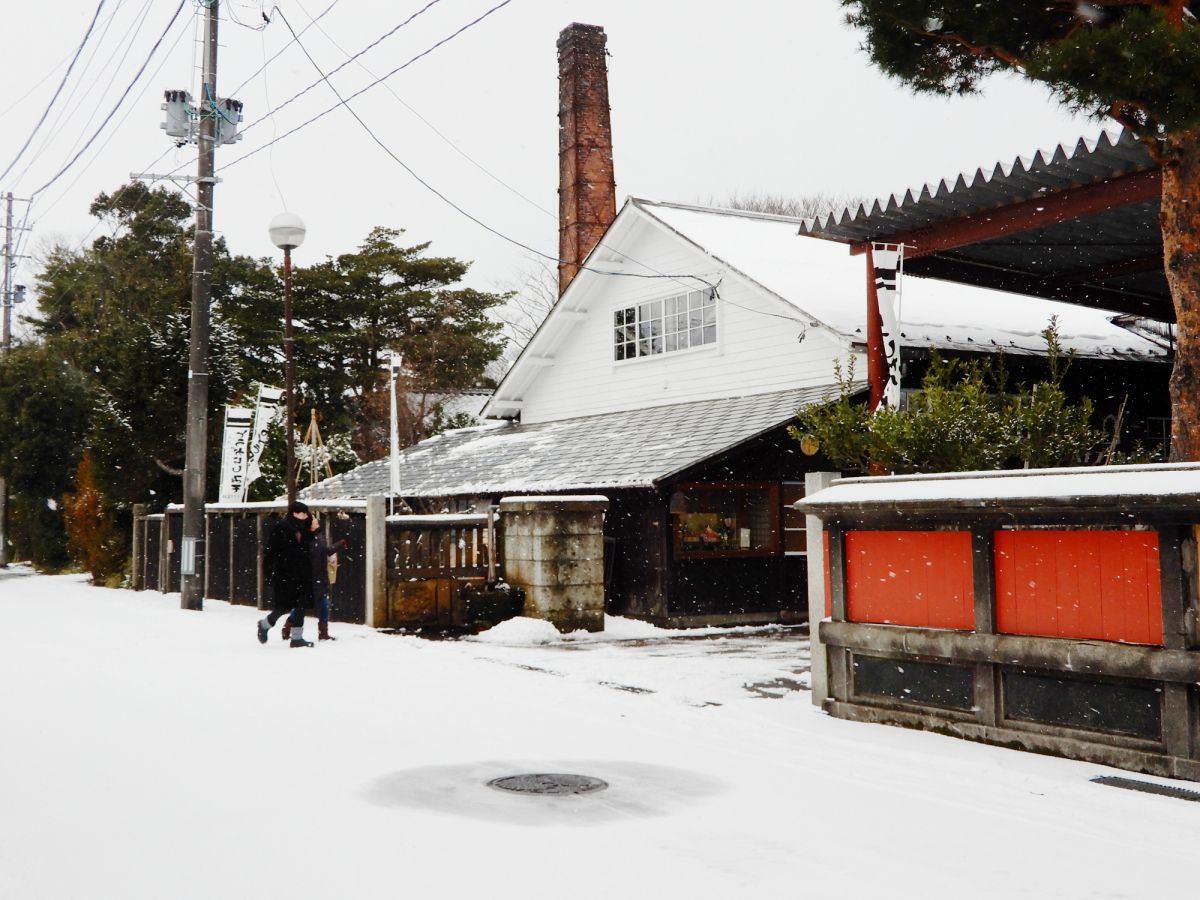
256, 501, 316, 648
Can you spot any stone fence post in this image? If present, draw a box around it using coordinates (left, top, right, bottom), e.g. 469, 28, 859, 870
804, 472, 839, 707
499, 495, 608, 633
364, 495, 388, 628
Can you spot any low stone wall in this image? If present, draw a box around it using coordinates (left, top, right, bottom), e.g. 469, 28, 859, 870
500, 495, 608, 632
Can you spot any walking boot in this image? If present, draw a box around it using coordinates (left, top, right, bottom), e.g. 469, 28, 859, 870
318, 621, 335, 641
281, 622, 292, 641
289, 626, 313, 648
256, 618, 269, 645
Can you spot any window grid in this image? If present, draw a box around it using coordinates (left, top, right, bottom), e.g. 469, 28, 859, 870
614, 290, 716, 361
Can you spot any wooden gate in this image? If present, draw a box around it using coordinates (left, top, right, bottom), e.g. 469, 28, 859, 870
386, 512, 516, 629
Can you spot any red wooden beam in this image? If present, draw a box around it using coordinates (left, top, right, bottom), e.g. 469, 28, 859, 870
850, 168, 1162, 258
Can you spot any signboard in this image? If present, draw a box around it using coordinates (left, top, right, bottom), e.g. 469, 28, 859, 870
217, 406, 254, 503
243, 385, 284, 500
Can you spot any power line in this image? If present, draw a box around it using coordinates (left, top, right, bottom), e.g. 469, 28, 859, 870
270, 8, 737, 302
225, 0, 341, 97
29, 0, 189, 200
292, 0, 555, 221
8, 0, 137, 192
35, 0, 157, 192
29, 13, 196, 230
0, 0, 109, 184
240, 0, 446, 137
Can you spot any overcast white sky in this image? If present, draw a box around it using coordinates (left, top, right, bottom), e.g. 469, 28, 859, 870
4, 0, 1106, 330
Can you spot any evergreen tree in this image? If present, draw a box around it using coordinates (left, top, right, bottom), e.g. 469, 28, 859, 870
33, 183, 276, 505
0, 343, 92, 565
225, 226, 506, 458
839, 1, 1200, 459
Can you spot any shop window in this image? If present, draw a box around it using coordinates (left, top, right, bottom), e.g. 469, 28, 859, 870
670, 482, 779, 558
782, 482, 806, 554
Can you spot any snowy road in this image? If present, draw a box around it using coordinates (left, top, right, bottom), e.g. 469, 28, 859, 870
1, 570, 1197, 899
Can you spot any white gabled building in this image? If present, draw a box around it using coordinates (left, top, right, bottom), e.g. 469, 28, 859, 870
487, 198, 1166, 426
306, 197, 1167, 627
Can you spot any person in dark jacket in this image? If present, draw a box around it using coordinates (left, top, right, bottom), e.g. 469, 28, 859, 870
256, 501, 315, 648
281, 513, 346, 642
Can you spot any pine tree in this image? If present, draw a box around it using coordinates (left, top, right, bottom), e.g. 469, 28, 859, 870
840, 1, 1200, 458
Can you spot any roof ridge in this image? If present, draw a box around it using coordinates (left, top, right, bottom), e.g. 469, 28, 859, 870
632, 197, 812, 226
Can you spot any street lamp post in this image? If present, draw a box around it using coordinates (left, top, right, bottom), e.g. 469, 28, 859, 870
269, 213, 306, 506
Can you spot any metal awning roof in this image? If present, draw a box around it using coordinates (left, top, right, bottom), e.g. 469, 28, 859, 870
799, 130, 1170, 320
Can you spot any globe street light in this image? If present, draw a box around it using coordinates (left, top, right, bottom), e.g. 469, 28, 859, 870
269, 212, 306, 505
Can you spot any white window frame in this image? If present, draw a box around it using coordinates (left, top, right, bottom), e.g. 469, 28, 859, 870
613, 289, 717, 362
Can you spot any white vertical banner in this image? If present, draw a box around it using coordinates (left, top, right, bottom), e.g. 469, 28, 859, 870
872, 243, 904, 410
389, 353, 403, 498
218, 406, 254, 503
243, 385, 285, 500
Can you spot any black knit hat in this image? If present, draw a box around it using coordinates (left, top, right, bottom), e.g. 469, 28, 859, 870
288, 500, 310, 515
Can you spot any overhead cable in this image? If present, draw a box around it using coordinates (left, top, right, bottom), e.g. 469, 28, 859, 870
29, 0, 188, 199
0, 0, 109, 184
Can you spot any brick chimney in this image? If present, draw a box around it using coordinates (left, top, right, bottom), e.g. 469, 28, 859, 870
557, 23, 616, 296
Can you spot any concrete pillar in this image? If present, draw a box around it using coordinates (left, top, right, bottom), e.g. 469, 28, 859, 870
804, 472, 839, 707
364, 495, 388, 628
500, 495, 608, 632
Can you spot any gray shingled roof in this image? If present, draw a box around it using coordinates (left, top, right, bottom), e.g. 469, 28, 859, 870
301, 385, 840, 500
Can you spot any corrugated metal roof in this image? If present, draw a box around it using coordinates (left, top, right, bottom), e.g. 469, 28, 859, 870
799, 130, 1169, 318
301, 385, 838, 501
801, 130, 1153, 242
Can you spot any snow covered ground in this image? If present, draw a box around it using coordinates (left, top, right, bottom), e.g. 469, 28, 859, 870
2, 567, 1197, 900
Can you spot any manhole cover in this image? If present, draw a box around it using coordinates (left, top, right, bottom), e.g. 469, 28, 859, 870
1091, 775, 1200, 802
487, 774, 609, 796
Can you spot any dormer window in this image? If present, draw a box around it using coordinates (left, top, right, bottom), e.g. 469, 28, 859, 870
613, 290, 716, 361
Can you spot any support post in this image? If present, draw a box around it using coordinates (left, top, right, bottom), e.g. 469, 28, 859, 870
131, 504, 148, 590
365, 495, 387, 628
179, 0, 220, 610
283, 247, 296, 505
255, 512, 268, 610
804, 472, 839, 707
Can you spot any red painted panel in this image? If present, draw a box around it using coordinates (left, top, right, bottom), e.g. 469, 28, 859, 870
823, 530, 832, 618
994, 530, 1162, 646
844, 531, 974, 629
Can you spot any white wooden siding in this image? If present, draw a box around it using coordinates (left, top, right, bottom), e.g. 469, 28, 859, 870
518, 215, 856, 425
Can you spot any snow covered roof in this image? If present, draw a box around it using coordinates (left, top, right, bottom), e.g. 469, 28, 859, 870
301, 385, 837, 500
800, 462, 1200, 518
634, 199, 1169, 362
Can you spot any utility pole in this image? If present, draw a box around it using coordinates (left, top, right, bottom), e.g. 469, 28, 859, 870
0, 192, 11, 568
0, 191, 29, 568
179, 1, 220, 610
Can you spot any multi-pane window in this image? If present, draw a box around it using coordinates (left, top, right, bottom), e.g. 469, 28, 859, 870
613, 290, 716, 361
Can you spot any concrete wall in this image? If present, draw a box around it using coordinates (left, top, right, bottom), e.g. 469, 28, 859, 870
500, 495, 608, 632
